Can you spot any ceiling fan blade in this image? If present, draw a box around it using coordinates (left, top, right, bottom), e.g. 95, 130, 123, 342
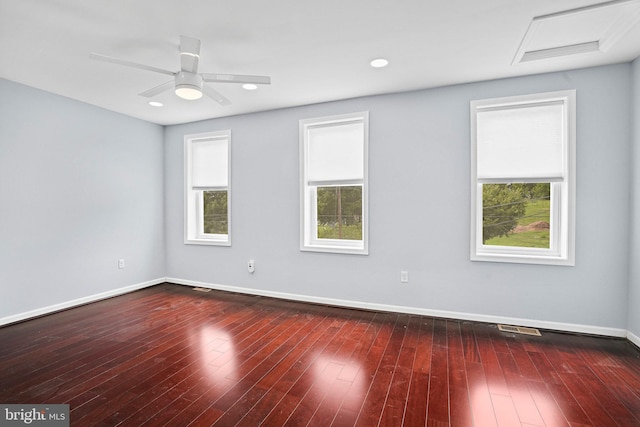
138, 80, 174, 97
202, 73, 271, 85
180, 35, 201, 73
90, 52, 175, 77
202, 85, 231, 106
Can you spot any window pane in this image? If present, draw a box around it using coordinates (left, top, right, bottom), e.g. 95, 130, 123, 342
482, 183, 550, 248
203, 190, 228, 235
317, 186, 362, 240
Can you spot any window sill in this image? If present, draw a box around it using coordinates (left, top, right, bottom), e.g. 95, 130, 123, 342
301, 244, 368, 255
185, 238, 231, 247
471, 251, 574, 266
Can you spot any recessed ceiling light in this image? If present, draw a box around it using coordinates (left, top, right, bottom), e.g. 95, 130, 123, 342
242, 83, 258, 90
370, 58, 389, 68
148, 101, 163, 107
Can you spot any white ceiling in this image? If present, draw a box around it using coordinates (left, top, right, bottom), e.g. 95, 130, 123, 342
1, 0, 639, 125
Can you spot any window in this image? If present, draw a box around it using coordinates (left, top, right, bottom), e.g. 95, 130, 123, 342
185, 130, 231, 245
470, 90, 575, 265
300, 112, 368, 254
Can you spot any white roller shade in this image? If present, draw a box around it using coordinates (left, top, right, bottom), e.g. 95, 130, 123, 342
191, 137, 228, 187
477, 102, 565, 180
307, 122, 364, 182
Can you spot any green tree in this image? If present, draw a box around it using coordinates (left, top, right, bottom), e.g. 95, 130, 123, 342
482, 184, 527, 243
203, 190, 228, 234
510, 183, 550, 200
317, 186, 362, 239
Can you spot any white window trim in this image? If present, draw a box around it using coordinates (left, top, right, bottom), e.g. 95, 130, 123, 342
184, 130, 231, 246
300, 111, 369, 255
470, 90, 575, 266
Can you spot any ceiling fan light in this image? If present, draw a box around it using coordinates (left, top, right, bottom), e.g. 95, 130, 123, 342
174, 72, 204, 100
175, 85, 203, 100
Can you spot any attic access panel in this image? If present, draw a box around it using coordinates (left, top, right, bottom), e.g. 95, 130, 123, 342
513, 0, 640, 63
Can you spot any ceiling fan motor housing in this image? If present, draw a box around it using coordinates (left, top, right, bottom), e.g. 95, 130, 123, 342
175, 71, 203, 100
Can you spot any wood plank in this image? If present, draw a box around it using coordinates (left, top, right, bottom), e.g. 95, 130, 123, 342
255, 309, 369, 426
527, 380, 571, 427
231, 313, 339, 426
425, 318, 450, 426
447, 320, 474, 427
466, 362, 499, 427
378, 316, 421, 426
475, 324, 510, 396
278, 311, 368, 426
353, 314, 409, 427
496, 360, 544, 425
402, 316, 433, 427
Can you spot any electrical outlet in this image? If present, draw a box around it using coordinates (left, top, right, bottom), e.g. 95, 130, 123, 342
118, 259, 125, 269
400, 270, 409, 283
248, 259, 255, 273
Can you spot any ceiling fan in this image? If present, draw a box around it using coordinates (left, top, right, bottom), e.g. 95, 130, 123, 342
90, 35, 271, 105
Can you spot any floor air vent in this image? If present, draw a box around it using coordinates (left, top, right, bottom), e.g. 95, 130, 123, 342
192, 287, 211, 293
498, 324, 541, 336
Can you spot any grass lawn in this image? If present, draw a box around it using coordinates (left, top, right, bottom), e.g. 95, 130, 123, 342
485, 230, 550, 248
485, 198, 550, 248
318, 224, 362, 240
516, 199, 550, 226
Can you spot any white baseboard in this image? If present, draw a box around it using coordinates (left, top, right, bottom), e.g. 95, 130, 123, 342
0, 278, 164, 327
166, 277, 628, 338
4, 276, 631, 340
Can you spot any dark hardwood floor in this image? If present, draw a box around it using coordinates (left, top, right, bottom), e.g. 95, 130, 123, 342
1, 283, 639, 426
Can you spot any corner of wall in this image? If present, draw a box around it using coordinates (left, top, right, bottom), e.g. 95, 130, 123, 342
162, 124, 170, 278
628, 56, 640, 338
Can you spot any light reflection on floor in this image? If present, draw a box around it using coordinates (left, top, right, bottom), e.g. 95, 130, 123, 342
196, 325, 237, 385
191, 326, 369, 415
469, 377, 562, 426
311, 354, 366, 411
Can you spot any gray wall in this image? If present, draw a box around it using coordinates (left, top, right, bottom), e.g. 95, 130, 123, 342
2, 62, 636, 335
629, 57, 640, 340
0, 79, 165, 319
165, 64, 633, 332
